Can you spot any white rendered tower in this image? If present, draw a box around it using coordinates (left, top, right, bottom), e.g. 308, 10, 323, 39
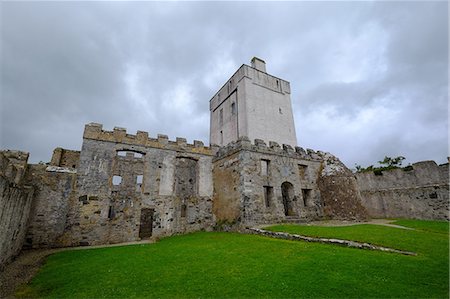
209, 57, 297, 147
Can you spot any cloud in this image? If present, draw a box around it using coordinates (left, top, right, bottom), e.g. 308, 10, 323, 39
1, 1, 447, 167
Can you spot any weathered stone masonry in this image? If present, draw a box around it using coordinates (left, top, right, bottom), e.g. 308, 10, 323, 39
1, 57, 448, 270
0, 151, 34, 270
356, 161, 449, 220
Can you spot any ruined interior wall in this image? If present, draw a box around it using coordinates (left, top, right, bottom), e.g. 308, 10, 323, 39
50, 147, 80, 169
0, 152, 34, 270
62, 123, 215, 246
318, 153, 369, 221
23, 164, 77, 248
212, 152, 241, 223
356, 161, 449, 220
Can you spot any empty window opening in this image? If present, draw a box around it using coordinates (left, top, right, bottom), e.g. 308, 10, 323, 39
302, 189, 312, 207
108, 206, 115, 219
112, 175, 122, 186
117, 150, 144, 158
231, 102, 236, 115
181, 203, 187, 217
219, 108, 224, 126
279, 107, 283, 114
220, 131, 223, 145
276, 80, 279, 87
261, 159, 270, 176
136, 175, 143, 185
263, 186, 273, 208
298, 164, 308, 179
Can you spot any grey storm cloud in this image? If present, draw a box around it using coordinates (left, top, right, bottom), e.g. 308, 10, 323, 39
1, 1, 448, 168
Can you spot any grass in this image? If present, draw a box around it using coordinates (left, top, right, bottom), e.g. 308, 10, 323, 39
17, 220, 449, 298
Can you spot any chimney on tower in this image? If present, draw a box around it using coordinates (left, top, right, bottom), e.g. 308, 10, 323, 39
251, 57, 266, 73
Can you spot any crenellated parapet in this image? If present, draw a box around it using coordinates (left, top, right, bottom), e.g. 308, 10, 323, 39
83, 123, 214, 156
213, 137, 328, 162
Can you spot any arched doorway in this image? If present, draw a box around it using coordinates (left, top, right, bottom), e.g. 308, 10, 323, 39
281, 182, 295, 216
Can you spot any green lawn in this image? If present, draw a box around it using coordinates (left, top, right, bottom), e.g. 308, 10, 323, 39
18, 220, 449, 298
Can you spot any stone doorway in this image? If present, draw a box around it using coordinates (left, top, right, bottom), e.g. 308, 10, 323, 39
139, 208, 154, 239
281, 182, 295, 216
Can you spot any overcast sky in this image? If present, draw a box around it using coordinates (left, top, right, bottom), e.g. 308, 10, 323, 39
1, 1, 448, 168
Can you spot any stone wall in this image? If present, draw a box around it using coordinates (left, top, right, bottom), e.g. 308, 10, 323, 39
319, 153, 369, 220
0, 151, 34, 270
23, 164, 77, 248
213, 137, 366, 227
356, 161, 449, 220
60, 123, 216, 246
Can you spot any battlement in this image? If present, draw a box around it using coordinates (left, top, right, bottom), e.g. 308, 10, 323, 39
83, 123, 214, 156
214, 137, 326, 162
209, 64, 291, 112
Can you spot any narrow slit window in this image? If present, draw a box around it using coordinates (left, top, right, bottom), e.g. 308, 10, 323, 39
219, 108, 223, 126
264, 186, 273, 208
231, 102, 236, 115
181, 204, 187, 217
108, 206, 115, 219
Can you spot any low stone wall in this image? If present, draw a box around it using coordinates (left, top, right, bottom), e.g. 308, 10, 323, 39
247, 228, 416, 255
0, 152, 34, 270
356, 161, 449, 220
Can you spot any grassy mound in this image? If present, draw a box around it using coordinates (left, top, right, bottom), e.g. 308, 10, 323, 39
18, 220, 448, 298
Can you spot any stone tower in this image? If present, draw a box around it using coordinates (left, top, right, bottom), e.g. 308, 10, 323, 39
209, 57, 298, 147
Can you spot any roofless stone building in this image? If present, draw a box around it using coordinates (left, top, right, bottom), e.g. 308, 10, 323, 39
1, 58, 448, 269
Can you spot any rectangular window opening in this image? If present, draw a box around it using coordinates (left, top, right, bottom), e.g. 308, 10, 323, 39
302, 189, 311, 207
108, 206, 115, 219
219, 108, 223, 126
181, 203, 187, 217
231, 102, 236, 115
298, 164, 308, 179
112, 175, 122, 186
264, 186, 273, 208
136, 175, 143, 185
261, 159, 270, 176
117, 151, 127, 157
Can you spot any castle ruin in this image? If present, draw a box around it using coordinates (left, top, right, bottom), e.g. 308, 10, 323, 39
1, 58, 448, 269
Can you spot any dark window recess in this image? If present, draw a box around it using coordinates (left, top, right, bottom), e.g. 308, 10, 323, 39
89, 195, 99, 201
429, 192, 438, 199
181, 204, 187, 217
231, 102, 236, 115
298, 164, 308, 179
263, 186, 273, 208
302, 189, 312, 207
79, 195, 88, 205
108, 206, 115, 219
261, 159, 270, 176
